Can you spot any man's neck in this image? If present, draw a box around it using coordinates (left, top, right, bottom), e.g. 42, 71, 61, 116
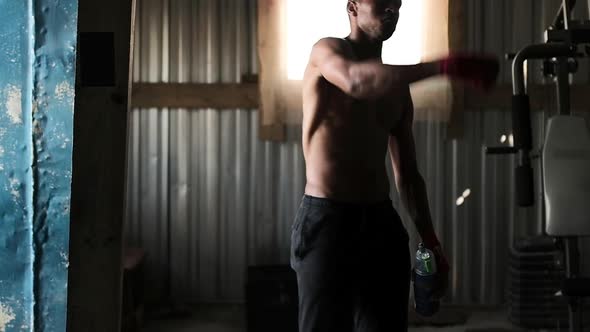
344, 34, 383, 61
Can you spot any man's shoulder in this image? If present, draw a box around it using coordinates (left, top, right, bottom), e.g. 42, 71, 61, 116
312, 37, 353, 56
306, 37, 353, 82
314, 37, 346, 46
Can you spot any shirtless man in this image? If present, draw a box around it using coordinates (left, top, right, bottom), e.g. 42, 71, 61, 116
289, 0, 499, 331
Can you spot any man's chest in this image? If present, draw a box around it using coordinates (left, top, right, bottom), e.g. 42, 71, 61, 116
324, 87, 404, 132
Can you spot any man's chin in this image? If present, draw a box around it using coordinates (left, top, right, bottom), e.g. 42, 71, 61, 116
380, 29, 395, 41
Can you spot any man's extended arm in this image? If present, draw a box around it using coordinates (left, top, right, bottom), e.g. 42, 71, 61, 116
309, 37, 499, 100
310, 38, 440, 100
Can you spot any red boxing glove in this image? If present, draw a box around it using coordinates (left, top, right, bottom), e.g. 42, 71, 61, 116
439, 53, 500, 90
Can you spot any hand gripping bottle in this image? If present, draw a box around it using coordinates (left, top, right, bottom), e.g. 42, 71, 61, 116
413, 243, 439, 317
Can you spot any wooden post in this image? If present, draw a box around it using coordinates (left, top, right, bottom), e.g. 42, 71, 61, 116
447, 0, 466, 139
257, 0, 287, 141
67, 0, 136, 330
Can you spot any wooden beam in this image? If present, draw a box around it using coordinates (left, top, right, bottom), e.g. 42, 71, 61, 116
131, 82, 259, 109
464, 84, 590, 112
447, 0, 466, 139
131, 82, 590, 113
259, 123, 286, 142
257, 0, 287, 141
68, 0, 135, 330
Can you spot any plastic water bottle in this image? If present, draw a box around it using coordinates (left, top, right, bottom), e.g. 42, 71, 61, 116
413, 242, 439, 316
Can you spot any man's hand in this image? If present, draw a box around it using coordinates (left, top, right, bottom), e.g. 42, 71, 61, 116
439, 53, 500, 91
430, 245, 450, 300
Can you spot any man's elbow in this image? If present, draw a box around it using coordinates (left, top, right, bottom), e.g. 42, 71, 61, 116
343, 63, 371, 99
347, 76, 378, 100
348, 79, 365, 99
346, 63, 389, 100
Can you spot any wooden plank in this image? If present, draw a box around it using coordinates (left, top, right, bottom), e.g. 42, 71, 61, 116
67, 0, 135, 330
257, 0, 286, 141
132, 82, 259, 109
447, 0, 466, 138
130, 82, 590, 113
410, 78, 454, 121
259, 123, 287, 142
284, 79, 303, 124
464, 84, 590, 112
465, 84, 541, 110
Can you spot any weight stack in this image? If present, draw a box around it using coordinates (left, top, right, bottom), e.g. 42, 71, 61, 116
508, 235, 569, 329
246, 265, 298, 332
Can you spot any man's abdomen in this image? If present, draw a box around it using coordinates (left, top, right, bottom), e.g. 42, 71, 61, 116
304, 155, 391, 203
302, 107, 393, 203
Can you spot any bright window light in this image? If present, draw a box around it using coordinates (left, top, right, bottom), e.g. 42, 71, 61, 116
287, 0, 424, 80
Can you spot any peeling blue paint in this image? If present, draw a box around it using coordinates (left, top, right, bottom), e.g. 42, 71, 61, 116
31, 0, 78, 330
0, 1, 35, 330
1, 0, 78, 331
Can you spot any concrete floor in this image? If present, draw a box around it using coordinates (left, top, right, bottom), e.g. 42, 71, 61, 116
141, 303, 580, 332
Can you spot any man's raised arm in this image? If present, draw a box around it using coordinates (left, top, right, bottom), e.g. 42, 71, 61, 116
310, 38, 439, 100
309, 38, 500, 100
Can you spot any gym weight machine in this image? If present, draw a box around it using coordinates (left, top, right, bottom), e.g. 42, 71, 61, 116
486, 0, 590, 331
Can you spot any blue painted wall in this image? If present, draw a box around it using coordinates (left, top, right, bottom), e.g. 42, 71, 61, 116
0, 0, 35, 330
0, 0, 78, 331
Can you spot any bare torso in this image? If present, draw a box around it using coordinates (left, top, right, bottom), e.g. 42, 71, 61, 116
302, 38, 406, 203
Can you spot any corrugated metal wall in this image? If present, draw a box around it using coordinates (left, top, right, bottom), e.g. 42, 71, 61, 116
125, 0, 590, 304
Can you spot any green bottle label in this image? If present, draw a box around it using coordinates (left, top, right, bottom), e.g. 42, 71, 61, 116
424, 258, 432, 273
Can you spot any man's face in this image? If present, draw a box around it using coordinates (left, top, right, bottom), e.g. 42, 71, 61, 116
353, 0, 401, 41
